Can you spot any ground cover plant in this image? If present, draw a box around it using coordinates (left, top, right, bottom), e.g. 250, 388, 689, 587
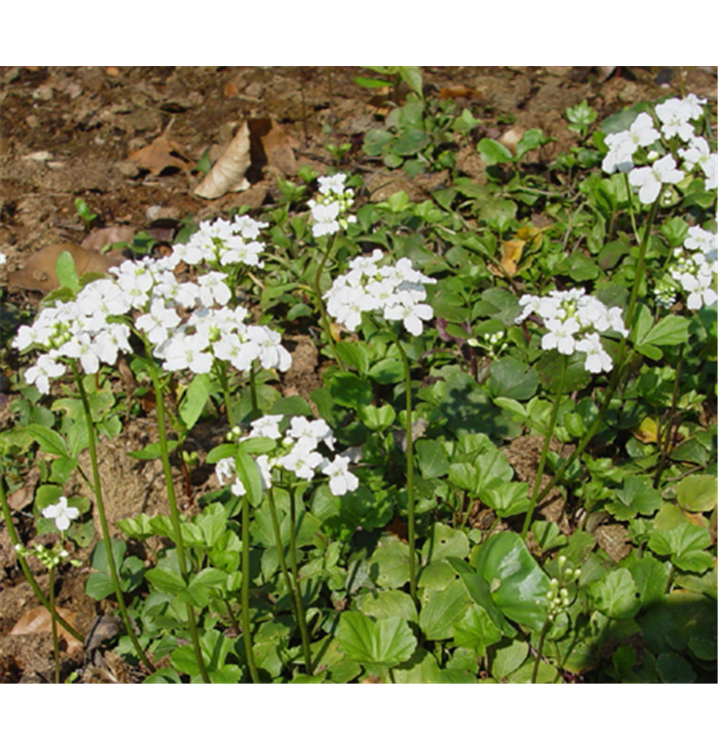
0, 67, 716, 684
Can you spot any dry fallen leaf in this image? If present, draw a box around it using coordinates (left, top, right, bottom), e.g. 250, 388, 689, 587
632, 417, 659, 443
8, 242, 125, 293
438, 84, 481, 100
194, 121, 251, 199
6, 467, 41, 512
81, 226, 136, 252
129, 128, 193, 176
597, 66, 617, 80
10, 606, 83, 655
248, 118, 297, 178
491, 239, 525, 277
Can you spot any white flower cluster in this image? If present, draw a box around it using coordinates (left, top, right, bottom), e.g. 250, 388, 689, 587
516, 288, 628, 373
308, 173, 356, 238
325, 250, 436, 336
13, 252, 290, 393
215, 414, 359, 498
602, 95, 716, 203
667, 226, 717, 311
171, 215, 267, 268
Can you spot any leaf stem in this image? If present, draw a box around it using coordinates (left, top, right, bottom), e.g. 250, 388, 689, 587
0, 479, 84, 642
143, 354, 209, 683
313, 235, 345, 370
522, 356, 567, 539
387, 328, 418, 607
73, 366, 155, 674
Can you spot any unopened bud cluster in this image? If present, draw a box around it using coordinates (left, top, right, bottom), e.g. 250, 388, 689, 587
15, 541, 81, 571
546, 555, 581, 622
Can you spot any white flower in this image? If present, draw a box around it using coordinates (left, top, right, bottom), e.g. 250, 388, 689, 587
286, 416, 335, 450
325, 252, 435, 337
247, 414, 284, 440
0, 252, 6, 265
24, 354, 65, 394
575, 333, 613, 374
318, 173, 349, 196
160, 333, 213, 374
628, 154, 684, 205
279, 438, 325, 480
197, 271, 231, 307
135, 298, 181, 346
250, 327, 292, 371
310, 201, 341, 237
516, 288, 626, 373
655, 98, 696, 142
321, 455, 359, 496
541, 317, 580, 355
42, 496, 79, 532
681, 269, 717, 310
602, 113, 660, 174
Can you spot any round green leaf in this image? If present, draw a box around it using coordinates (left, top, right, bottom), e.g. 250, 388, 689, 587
676, 474, 717, 512
472, 532, 549, 631
336, 612, 417, 669
329, 372, 374, 409
589, 569, 641, 620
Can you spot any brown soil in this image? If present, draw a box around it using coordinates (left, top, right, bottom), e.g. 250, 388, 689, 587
1, 66, 715, 683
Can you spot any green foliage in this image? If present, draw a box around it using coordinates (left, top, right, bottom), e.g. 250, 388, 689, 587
3, 83, 716, 685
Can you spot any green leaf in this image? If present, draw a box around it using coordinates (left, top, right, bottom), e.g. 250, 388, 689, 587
482, 481, 530, 518
329, 372, 373, 409
368, 358, 405, 385
452, 604, 503, 656
419, 580, 472, 640
85, 572, 115, 600
589, 569, 641, 619
472, 532, 550, 631
56, 250, 80, 292
369, 540, 411, 589
357, 591, 418, 623
146, 567, 187, 596
633, 309, 690, 359
657, 653, 696, 684
422, 523, 469, 564
606, 476, 662, 520
477, 138, 514, 165
399, 66, 423, 97
448, 462, 479, 493
234, 447, 265, 508
447, 557, 515, 637
179, 568, 228, 608
488, 357, 539, 401
336, 612, 417, 669
26, 425, 69, 458
128, 440, 178, 460
675, 474, 717, 512
178, 373, 211, 431
336, 341, 371, 375
515, 128, 550, 160
357, 404, 396, 431
89, 537, 125, 576
416, 439, 450, 479
648, 524, 713, 573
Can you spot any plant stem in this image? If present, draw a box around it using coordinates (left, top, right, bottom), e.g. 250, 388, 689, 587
388, 328, 418, 606
531, 619, 551, 684
521, 357, 567, 540
268, 486, 313, 674
313, 235, 345, 371
48, 566, 60, 683
0, 480, 84, 642
287, 483, 314, 673
531, 197, 661, 509
653, 343, 684, 489
73, 367, 155, 674
232, 449, 261, 683
143, 355, 209, 683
